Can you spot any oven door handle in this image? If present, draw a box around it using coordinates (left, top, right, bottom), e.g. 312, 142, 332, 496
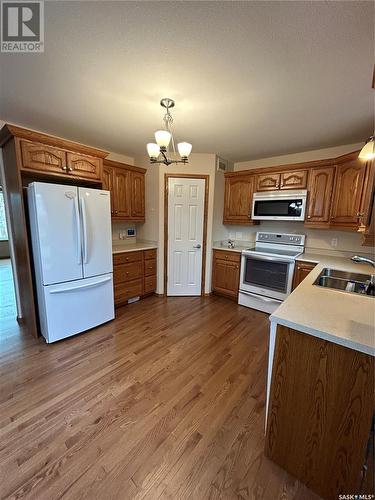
243, 253, 294, 264
239, 290, 282, 303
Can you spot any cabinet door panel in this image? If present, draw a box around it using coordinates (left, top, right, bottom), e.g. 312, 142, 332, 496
255, 173, 280, 191
114, 168, 131, 218
66, 153, 101, 180
306, 167, 335, 224
131, 172, 145, 219
330, 160, 367, 227
223, 175, 255, 224
21, 140, 67, 174
280, 170, 307, 190
292, 261, 317, 290
102, 166, 114, 215
212, 251, 240, 299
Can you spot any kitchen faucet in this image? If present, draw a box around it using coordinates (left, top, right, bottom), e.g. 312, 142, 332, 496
351, 255, 375, 268
351, 255, 375, 287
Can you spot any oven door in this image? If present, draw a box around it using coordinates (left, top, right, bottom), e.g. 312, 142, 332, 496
240, 253, 295, 301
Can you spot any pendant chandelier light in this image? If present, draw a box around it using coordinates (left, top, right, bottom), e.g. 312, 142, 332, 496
359, 135, 375, 160
146, 98, 192, 165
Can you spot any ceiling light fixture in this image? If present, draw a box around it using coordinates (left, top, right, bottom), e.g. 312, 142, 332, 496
147, 98, 192, 165
359, 135, 375, 160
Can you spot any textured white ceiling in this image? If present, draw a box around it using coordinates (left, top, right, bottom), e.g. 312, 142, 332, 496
0, 1, 373, 161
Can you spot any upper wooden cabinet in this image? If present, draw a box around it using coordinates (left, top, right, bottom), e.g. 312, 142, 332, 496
305, 166, 335, 226
19, 136, 104, 182
66, 153, 101, 181
280, 170, 307, 190
255, 170, 307, 191
223, 174, 257, 225
20, 140, 67, 175
255, 172, 280, 191
103, 160, 146, 222
330, 157, 367, 228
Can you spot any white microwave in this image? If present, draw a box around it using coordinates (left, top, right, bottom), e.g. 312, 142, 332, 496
251, 189, 307, 221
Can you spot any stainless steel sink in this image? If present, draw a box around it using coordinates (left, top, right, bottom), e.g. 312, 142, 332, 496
313, 268, 375, 297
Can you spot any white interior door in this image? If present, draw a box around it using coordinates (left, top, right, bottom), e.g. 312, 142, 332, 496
78, 187, 113, 278
167, 177, 205, 296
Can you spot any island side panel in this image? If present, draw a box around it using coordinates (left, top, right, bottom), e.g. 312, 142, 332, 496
264, 325, 374, 500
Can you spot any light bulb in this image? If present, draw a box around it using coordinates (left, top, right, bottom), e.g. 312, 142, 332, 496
359, 137, 375, 160
146, 143, 160, 159
177, 142, 192, 159
155, 130, 171, 148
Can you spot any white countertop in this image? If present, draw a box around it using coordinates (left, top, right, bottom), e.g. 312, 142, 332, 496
270, 255, 375, 356
212, 245, 248, 253
112, 242, 157, 254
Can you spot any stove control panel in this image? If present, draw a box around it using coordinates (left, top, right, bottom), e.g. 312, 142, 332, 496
256, 232, 305, 245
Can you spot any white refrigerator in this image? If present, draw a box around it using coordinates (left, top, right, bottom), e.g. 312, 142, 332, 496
28, 182, 115, 343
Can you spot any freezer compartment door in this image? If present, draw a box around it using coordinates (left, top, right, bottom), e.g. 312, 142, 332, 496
79, 187, 113, 278
41, 274, 114, 343
28, 182, 83, 285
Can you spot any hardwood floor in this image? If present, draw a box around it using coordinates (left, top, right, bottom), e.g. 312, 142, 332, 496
0, 295, 320, 500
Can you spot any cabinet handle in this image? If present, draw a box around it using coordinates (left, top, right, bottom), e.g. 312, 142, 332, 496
62, 165, 68, 172
68, 166, 73, 172
115, 210, 118, 215
276, 184, 279, 189
357, 212, 364, 217
307, 215, 311, 219
280, 183, 284, 187
111, 210, 114, 215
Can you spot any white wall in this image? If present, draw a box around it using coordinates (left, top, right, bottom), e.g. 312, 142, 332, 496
213, 143, 369, 256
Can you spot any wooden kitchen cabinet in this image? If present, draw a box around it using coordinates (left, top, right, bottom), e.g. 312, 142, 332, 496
280, 170, 307, 190
20, 140, 67, 175
20, 139, 103, 182
305, 166, 335, 226
255, 172, 281, 191
292, 260, 317, 289
223, 174, 257, 225
255, 170, 307, 191
66, 152, 101, 181
103, 159, 146, 222
113, 249, 157, 306
265, 325, 374, 500
212, 249, 241, 299
330, 155, 367, 228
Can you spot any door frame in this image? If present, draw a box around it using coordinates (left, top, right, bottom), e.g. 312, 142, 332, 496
164, 173, 209, 297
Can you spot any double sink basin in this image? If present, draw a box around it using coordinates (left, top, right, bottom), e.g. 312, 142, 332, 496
314, 268, 375, 297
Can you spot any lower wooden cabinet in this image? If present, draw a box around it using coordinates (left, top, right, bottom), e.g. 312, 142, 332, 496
113, 248, 157, 306
212, 249, 241, 300
292, 260, 317, 289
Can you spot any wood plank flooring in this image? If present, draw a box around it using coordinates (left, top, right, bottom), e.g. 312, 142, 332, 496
0, 294, 320, 500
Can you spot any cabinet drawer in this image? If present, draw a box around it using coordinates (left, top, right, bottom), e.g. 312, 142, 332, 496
144, 248, 157, 260
20, 140, 67, 174
213, 249, 241, 263
114, 261, 143, 284
114, 279, 143, 304
113, 251, 143, 265
144, 258, 156, 277
144, 275, 156, 294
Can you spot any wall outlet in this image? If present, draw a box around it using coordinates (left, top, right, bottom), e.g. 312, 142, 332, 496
119, 230, 127, 240
331, 238, 338, 248
229, 232, 235, 239
235, 232, 243, 240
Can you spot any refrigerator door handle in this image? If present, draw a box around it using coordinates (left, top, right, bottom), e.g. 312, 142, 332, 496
49, 276, 112, 294
80, 197, 89, 264
73, 196, 82, 265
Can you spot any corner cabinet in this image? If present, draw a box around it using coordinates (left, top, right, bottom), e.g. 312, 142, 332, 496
212, 249, 241, 299
103, 160, 146, 222
223, 174, 257, 225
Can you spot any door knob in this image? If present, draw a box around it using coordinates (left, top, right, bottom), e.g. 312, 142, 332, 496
193, 244, 201, 249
